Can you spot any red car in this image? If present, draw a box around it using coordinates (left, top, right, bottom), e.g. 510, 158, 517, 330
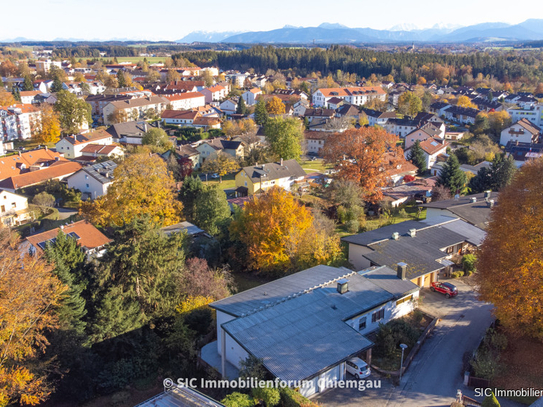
431, 282, 458, 298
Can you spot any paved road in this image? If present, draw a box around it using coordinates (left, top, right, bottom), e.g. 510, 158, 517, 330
315, 279, 523, 407
57, 207, 78, 220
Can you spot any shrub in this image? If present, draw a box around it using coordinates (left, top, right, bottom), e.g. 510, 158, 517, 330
398, 208, 409, 218
374, 319, 421, 359
462, 254, 477, 274
280, 388, 319, 407
451, 271, 464, 278
32, 191, 55, 208
252, 387, 280, 407
345, 219, 360, 233
482, 391, 501, 407
470, 348, 500, 380
222, 392, 256, 407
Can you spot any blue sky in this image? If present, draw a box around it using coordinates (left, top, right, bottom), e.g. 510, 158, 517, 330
0, 0, 540, 41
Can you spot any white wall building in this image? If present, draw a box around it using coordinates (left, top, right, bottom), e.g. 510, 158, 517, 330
312, 87, 386, 107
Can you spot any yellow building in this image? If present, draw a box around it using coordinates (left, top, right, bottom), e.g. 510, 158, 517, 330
235, 159, 306, 196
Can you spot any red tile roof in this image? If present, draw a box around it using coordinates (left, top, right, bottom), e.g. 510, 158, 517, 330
26, 220, 111, 253
163, 92, 205, 102
0, 149, 65, 181
0, 161, 83, 190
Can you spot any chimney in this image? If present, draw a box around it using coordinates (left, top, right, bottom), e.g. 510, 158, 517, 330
484, 190, 491, 199
336, 279, 349, 294
397, 262, 407, 280
487, 199, 495, 208
280, 158, 284, 166
470, 197, 477, 203
45, 145, 48, 151
392, 232, 400, 240
409, 228, 417, 237
18, 151, 21, 156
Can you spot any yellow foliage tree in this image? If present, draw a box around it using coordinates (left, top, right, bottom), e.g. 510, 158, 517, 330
0, 230, 66, 406
201, 151, 240, 182
265, 96, 285, 115
230, 187, 341, 274
0, 89, 16, 107
80, 153, 183, 227
456, 95, 478, 109
177, 295, 214, 315
34, 104, 61, 144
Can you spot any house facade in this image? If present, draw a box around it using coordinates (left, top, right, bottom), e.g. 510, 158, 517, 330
0, 189, 32, 227
241, 88, 262, 106
163, 92, 206, 110
312, 87, 386, 107
102, 96, 169, 125
235, 159, 306, 195
499, 118, 541, 146
55, 131, 113, 159
67, 161, 117, 200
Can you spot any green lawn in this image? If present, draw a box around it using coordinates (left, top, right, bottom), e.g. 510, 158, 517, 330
299, 158, 332, 174
197, 172, 237, 190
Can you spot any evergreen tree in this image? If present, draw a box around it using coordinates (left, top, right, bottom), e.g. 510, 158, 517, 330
117, 69, 126, 88
51, 76, 64, 93
179, 175, 204, 222
254, 99, 268, 126
44, 231, 88, 335
12, 87, 21, 102
407, 140, 427, 174
236, 96, 247, 115
193, 185, 231, 236
23, 75, 34, 91
490, 154, 516, 190
468, 166, 493, 193
437, 154, 467, 195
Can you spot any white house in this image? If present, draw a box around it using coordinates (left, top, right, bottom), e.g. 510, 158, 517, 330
312, 87, 386, 107
304, 131, 330, 155
507, 104, 543, 128
219, 99, 237, 115
0, 189, 31, 227
19, 91, 42, 104
499, 118, 541, 146
200, 85, 227, 104
55, 130, 113, 159
404, 123, 445, 149
102, 96, 169, 125
67, 161, 117, 200
35, 59, 62, 73
241, 88, 262, 106
206, 264, 419, 397
163, 92, 206, 111
405, 137, 448, 169
161, 110, 200, 126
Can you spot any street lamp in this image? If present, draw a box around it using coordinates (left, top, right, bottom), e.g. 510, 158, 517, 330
399, 343, 408, 383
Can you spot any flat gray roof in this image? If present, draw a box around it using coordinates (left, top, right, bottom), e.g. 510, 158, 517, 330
423, 217, 486, 246
210, 265, 352, 317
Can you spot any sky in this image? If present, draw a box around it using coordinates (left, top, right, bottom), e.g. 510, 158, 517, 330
1, 0, 542, 41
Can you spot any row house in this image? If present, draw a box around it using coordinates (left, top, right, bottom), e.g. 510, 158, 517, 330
312, 87, 386, 107
442, 106, 480, 125
102, 96, 170, 125
163, 92, 206, 111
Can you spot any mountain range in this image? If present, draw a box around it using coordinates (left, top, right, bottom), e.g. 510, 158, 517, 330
177, 19, 543, 44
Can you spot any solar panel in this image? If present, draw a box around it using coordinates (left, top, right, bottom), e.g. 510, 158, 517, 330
37, 242, 47, 250
67, 232, 80, 240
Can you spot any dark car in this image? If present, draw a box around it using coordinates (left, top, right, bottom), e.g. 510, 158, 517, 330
430, 282, 458, 298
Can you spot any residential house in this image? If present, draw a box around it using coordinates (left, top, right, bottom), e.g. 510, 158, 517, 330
421, 191, 498, 230
161, 110, 200, 126
173, 144, 200, 169
507, 104, 543, 128
442, 106, 480, 125
384, 118, 419, 138
23, 220, 111, 257
0, 189, 32, 227
55, 130, 113, 159
336, 104, 360, 119
504, 141, 543, 167
163, 92, 206, 110
385, 155, 418, 185
235, 159, 306, 195
241, 88, 262, 106
106, 121, 150, 145
85, 94, 132, 118
0, 148, 64, 181
405, 137, 448, 169
193, 116, 221, 130
360, 108, 397, 126
304, 108, 335, 123
0, 161, 83, 192
292, 99, 309, 117
429, 102, 451, 117
195, 138, 244, 167
499, 118, 541, 146
404, 123, 445, 149
19, 90, 42, 104
35, 59, 62, 73
77, 144, 124, 163
326, 97, 345, 110
219, 99, 237, 115
200, 85, 227, 104
205, 264, 419, 397
343, 217, 486, 287
312, 87, 386, 107
67, 161, 117, 200
102, 96, 169, 125
304, 131, 330, 155
0, 104, 42, 140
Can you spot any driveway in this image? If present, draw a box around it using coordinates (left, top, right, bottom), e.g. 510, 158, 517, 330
57, 207, 78, 220
315, 279, 522, 407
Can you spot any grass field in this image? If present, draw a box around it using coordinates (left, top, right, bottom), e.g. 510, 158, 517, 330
100, 56, 167, 64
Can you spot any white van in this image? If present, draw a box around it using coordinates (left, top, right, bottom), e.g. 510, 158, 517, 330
346, 357, 371, 379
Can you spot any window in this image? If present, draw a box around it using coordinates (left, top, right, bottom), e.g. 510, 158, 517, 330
11, 202, 16, 208
396, 295, 413, 306
86, 184, 90, 188
372, 309, 385, 323
358, 317, 367, 331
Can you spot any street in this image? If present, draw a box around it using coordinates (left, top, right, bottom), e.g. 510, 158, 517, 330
315, 279, 522, 407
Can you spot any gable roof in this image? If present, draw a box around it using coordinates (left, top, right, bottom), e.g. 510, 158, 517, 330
74, 160, 117, 185
163, 92, 204, 102
418, 138, 448, 155
0, 149, 64, 181
511, 118, 541, 135
161, 110, 200, 120
106, 121, 149, 138
241, 160, 306, 183
58, 130, 112, 146
26, 220, 111, 253
108, 96, 169, 109
0, 161, 83, 190
80, 144, 120, 155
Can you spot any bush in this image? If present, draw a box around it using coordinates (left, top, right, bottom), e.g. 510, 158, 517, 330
252, 387, 280, 407
32, 191, 55, 208
280, 388, 319, 407
222, 392, 256, 407
451, 271, 464, 278
482, 391, 501, 407
374, 319, 421, 359
398, 208, 409, 218
470, 348, 500, 380
462, 254, 477, 274
345, 220, 360, 233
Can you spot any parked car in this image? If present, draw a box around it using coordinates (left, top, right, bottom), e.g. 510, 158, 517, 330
310, 156, 317, 161
211, 173, 219, 179
430, 282, 458, 298
346, 357, 370, 379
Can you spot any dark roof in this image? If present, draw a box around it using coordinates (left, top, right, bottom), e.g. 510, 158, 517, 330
443, 105, 480, 118
430, 102, 450, 110
362, 226, 467, 279
343, 219, 434, 246
336, 104, 359, 117
106, 121, 149, 138
421, 192, 498, 209
78, 160, 117, 185
304, 108, 335, 117
241, 159, 306, 184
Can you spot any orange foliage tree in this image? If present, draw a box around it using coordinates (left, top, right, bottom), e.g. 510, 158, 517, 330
476, 159, 543, 339
265, 96, 286, 115
0, 89, 16, 107
0, 230, 66, 406
229, 187, 341, 274
80, 152, 183, 227
322, 127, 403, 203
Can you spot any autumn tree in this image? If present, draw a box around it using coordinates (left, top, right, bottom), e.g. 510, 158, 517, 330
488, 111, 511, 137
264, 117, 304, 161
0, 229, 65, 406
456, 95, 478, 109
201, 151, 239, 182
202, 70, 214, 87
166, 70, 180, 83
54, 90, 92, 135
476, 159, 543, 339
430, 184, 452, 202
397, 91, 422, 117
265, 96, 285, 115
436, 154, 467, 195
0, 89, 16, 107
80, 153, 183, 227
107, 109, 128, 125
407, 140, 427, 174
34, 104, 61, 144
322, 127, 403, 203
229, 187, 341, 274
